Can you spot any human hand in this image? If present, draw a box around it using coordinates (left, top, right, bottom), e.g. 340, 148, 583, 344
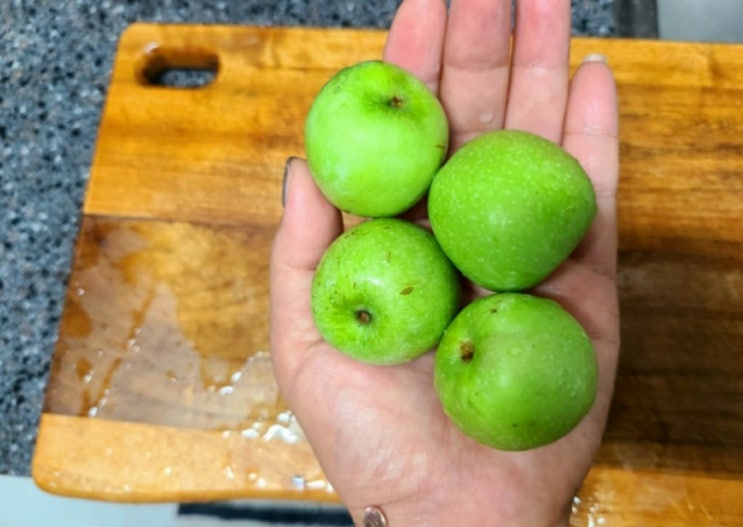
270, 0, 619, 525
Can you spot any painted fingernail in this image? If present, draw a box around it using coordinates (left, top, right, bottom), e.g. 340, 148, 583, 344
282, 156, 298, 208
582, 53, 608, 64
363, 506, 388, 527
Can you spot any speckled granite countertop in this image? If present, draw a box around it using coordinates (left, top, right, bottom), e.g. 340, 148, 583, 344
0, 0, 617, 477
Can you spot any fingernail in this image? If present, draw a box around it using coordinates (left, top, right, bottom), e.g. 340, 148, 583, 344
363, 506, 388, 527
282, 156, 298, 208
582, 53, 608, 64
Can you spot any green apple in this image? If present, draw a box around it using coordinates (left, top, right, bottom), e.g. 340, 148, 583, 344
305, 60, 449, 217
428, 130, 597, 291
311, 218, 460, 365
434, 293, 597, 451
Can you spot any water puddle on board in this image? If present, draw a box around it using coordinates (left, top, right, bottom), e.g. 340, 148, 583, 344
46, 216, 289, 433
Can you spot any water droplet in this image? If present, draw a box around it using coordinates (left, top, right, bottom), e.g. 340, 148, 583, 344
291, 475, 306, 490
76, 358, 93, 383
263, 423, 300, 443
305, 479, 328, 491
241, 428, 260, 439
126, 337, 140, 353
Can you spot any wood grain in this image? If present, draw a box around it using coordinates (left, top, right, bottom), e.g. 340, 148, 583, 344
34, 413, 331, 503
32, 24, 743, 525
44, 216, 278, 428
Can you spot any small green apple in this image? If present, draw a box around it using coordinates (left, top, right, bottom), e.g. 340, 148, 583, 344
311, 218, 460, 365
428, 130, 597, 291
434, 293, 597, 451
305, 60, 449, 217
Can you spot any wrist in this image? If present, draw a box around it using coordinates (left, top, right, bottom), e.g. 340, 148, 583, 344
347, 492, 572, 527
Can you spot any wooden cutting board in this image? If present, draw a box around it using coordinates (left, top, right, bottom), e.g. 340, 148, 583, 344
32, 24, 743, 525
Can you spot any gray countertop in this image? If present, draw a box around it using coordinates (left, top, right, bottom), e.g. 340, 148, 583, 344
0, 0, 617, 477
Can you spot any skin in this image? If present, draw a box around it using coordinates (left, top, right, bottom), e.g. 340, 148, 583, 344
270, 0, 619, 525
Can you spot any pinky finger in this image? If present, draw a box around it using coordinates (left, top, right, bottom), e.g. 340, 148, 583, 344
562, 56, 620, 279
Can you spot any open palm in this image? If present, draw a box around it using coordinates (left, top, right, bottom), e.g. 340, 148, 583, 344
270, 0, 619, 525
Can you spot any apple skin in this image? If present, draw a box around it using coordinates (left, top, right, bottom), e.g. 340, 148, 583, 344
305, 60, 449, 218
311, 218, 461, 365
428, 130, 597, 292
434, 293, 597, 451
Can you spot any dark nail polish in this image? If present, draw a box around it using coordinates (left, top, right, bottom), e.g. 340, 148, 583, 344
363, 506, 387, 527
282, 156, 298, 208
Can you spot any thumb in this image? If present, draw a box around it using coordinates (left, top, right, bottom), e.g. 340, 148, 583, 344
269, 157, 343, 385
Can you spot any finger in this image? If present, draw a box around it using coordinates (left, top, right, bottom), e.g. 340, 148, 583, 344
440, 0, 512, 149
504, 0, 571, 143
383, 0, 448, 93
562, 57, 619, 278
270, 158, 343, 382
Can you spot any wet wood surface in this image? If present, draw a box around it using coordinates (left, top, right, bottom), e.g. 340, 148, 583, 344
32, 24, 743, 525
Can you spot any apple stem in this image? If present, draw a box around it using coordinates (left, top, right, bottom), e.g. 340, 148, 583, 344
389, 95, 404, 108
460, 341, 475, 362
356, 310, 372, 325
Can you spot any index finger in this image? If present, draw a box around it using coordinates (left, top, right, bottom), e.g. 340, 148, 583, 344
383, 0, 447, 93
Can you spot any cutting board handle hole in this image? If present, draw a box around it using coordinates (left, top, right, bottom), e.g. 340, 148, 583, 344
137, 46, 219, 89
